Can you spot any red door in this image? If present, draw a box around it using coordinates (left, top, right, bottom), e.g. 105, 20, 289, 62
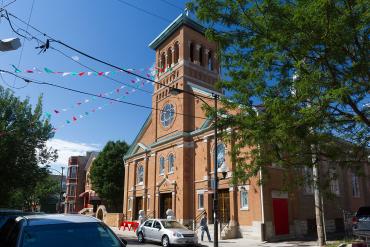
272, 198, 289, 235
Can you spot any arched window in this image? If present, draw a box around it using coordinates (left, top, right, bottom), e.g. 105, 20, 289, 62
167, 48, 172, 68
174, 42, 179, 64
160, 53, 166, 72
137, 164, 144, 184
168, 153, 175, 173
199, 46, 204, 66
190, 43, 194, 62
208, 50, 213, 71
216, 143, 225, 168
159, 156, 165, 175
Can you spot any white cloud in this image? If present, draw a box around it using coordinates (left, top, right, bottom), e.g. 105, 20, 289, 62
46, 139, 100, 170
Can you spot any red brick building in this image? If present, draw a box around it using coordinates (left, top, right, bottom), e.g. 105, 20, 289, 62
123, 13, 370, 240
64, 152, 98, 213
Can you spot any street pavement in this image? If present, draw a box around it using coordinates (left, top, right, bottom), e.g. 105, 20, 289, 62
111, 227, 320, 247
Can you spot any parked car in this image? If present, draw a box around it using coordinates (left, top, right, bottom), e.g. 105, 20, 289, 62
0, 209, 44, 230
0, 214, 126, 247
353, 206, 370, 237
136, 219, 198, 247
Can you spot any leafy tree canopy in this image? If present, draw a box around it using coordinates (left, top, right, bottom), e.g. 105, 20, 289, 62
0, 86, 57, 208
188, 0, 369, 188
90, 141, 130, 212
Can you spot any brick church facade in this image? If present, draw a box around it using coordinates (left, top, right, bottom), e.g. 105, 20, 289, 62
123, 14, 370, 240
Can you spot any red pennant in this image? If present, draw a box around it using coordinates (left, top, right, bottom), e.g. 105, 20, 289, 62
78, 72, 85, 76
73, 116, 77, 121
26, 70, 34, 73
98, 72, 104, 76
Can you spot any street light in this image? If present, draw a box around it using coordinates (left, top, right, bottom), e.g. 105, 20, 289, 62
169, 87, 221, 247
47, 167, 65, 213
0, 37, 21, 52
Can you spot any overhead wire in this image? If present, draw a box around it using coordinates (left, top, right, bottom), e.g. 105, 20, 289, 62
1, 11, 153, 94
4, 9, 217, 101
113, 0, 172, 23
13, 0, 35, 87
0, 69, 208, 120
158, 0, 183, 11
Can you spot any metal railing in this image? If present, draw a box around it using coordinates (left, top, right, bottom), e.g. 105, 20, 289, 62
192, 210, 207, 231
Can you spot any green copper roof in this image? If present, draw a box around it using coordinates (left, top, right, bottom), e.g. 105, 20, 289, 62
149, 13, 205, 50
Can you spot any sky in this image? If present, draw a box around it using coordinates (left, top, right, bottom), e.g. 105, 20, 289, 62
0, 0, 189, 171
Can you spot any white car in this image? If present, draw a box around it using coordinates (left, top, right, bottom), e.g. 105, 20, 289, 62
136, 219, 198, 247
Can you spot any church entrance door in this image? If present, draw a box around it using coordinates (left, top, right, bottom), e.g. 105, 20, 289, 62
159, 193, 172, 218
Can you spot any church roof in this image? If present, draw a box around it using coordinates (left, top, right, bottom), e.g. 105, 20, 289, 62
148, 13, 205, 50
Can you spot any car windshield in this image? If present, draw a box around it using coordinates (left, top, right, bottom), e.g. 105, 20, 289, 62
160, 221, 186, 229
21, 222, 122, 247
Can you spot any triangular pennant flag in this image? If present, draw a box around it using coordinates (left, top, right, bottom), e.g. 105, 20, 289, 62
87, 72, 93, 76
73, 116, 77, 121
44, 67, 54, 73
78, 72, 85, 76
105, 72, 110, 75
26, 70, 34, 73
62, 72, 71, 76
98, 72, 104, 76
85, 112, 89, 115
11, 64, 22, 73
62, 108, 67, 112
71, 72, 78, 76
84, 99, 89, 103
66, 120, 71, 124
54, 110, 60, 114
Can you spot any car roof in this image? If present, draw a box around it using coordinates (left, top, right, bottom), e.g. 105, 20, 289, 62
16, 214, 101, 226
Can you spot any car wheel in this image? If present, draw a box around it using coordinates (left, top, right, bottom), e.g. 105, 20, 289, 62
162, 235, 170, 247
137, 232, 145, 243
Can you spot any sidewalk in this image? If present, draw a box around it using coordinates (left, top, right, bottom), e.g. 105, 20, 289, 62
110, 227, 319, 247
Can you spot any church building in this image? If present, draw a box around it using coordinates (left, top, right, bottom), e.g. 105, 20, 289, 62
123, 13, 370, 240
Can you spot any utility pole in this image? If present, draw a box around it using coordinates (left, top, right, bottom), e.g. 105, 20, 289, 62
58, 167, 64, 213
213, 94, 219, 247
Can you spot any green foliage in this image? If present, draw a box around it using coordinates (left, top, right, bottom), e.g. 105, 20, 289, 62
189, 0, 369, 188
90, 141, 129, 212
0, 85, 57, 208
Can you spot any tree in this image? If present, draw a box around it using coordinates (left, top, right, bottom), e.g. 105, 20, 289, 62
188, 0, 369, 245
90, 141, 130, 212
0, 85, 57, 208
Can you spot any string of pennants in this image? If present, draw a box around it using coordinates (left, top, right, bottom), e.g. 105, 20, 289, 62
8, 64, 175, 132
10, 64, 173, 78
48, 93, 128, 132
11, 64, 155, 79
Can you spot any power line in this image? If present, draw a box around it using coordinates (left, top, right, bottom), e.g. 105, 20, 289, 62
0, 69, 207, 120
113, 0, 172, 23
158, 0, 183, 11
2, 12, 153, 94
4, 10, 216, 101
13, 0, 35, 87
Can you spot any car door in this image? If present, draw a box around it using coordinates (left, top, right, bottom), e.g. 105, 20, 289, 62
151, 220, 163, 242
141, 220, 154, 240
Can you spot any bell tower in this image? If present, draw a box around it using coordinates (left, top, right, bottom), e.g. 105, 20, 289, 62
149, 13, 219, 141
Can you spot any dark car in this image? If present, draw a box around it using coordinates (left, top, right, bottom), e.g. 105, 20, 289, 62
0, 214, 126, 247
353, 206, 370, 237
0, 209, 45, 231
0, 209, 24, 230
